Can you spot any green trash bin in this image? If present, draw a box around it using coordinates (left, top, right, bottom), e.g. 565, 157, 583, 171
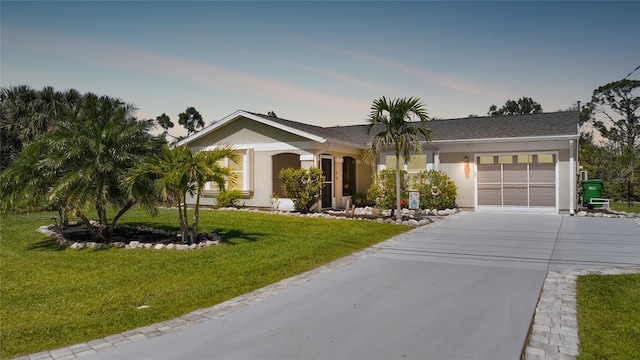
581, 179, 604, 208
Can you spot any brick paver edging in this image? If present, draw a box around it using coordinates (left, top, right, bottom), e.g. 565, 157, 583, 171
523, 266, 640, 360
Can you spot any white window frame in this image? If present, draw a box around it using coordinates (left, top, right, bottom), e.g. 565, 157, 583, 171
203, 148, 253, 197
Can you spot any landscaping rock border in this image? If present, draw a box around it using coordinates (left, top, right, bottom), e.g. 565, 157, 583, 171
575, 209, 640, 218
36, 224, 221, 251
36, 207, 460, 250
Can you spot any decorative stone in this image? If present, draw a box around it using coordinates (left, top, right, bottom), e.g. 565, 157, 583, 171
166, 244, 175, 250
176, 244, 189, 250
128, 241, 141, 249
154, 244, 165, 250
577, 211, 587, 217
70, 242, 85, 249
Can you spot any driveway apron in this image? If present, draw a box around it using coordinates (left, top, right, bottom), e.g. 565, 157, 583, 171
78, 213, 638, 360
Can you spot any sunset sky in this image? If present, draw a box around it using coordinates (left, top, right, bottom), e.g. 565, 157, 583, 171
2, 1, 638, 137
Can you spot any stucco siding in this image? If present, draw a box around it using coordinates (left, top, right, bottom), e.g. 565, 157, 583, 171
189, 117, 310, 148
438, 152, 474, 209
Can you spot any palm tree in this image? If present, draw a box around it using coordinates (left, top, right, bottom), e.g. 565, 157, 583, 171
1, 93, 163, 240
126, 145, 238, 244
363, 97, 431, 220
1, 85, 82, 171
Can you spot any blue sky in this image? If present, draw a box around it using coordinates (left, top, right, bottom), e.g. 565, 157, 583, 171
2, 1, 638, 136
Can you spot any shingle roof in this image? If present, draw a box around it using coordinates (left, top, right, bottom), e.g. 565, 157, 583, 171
328, 111, 579, 144
245, 111, 366, 145
184, 110, 579, 147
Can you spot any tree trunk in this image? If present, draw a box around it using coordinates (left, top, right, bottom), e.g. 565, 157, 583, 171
57, 201, 69, 227
190, 189, 201, 244
112, 200, 135, 227
96, 203, 111, 241
395, 157, 402, 220
177, 193, 189, 244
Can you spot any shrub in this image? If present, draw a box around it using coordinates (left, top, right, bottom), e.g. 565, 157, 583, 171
409, 170, 457, 210
279, 167, 325, 213
367, 169, 408, 210
214, 189, 243, 208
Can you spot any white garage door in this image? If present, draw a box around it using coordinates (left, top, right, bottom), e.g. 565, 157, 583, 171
476, 154, 556, 212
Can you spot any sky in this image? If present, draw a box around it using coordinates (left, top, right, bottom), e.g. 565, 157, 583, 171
2, 1, 639, 138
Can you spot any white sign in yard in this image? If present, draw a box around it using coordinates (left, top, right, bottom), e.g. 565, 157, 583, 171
409, 191, 420, 210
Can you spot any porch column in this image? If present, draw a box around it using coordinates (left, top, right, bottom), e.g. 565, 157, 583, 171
335, 157, 343, 208
300, 154, 314, 170
434, 150, 440, 171
426, 151, 434, 171
569, 140, 575, 215
243, 149, 253, 191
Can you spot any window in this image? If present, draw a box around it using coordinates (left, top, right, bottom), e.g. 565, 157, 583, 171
407, 155, 427, 174
385, 154, 426, 174
205, 149, 252, 194
343, 157, 356, 196
385, 155, 397, 170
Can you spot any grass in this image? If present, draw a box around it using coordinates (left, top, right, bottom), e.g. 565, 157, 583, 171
576, 274, 640, 360
609, 201, 640, 213
0, 207, 410, 359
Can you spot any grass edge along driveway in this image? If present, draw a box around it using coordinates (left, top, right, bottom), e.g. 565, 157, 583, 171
576, 273, 640, 360
0, 208, 410, 359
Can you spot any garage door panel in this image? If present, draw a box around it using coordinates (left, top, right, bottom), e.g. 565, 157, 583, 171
477, 164, 501, 183
503, 184, 528, 206
503, 164, 527, 183
530, 163, 554, 183
478, 184, 501, 206
530, 185, 555, 206
476, 154, 556, 211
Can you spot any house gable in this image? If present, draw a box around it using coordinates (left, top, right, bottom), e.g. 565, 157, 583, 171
187, 116, 316, 149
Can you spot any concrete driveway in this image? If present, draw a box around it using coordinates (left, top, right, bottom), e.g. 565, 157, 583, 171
78, 212, 640, 360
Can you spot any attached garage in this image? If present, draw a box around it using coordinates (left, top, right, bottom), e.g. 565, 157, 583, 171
476, 153, 557, 212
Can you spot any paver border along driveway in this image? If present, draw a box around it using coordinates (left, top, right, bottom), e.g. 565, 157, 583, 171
18, 213, 640, 360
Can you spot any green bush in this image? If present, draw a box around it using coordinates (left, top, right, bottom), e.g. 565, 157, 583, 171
367, 169, 408, 210
409, 170, 457, 210
214, 189, 243, 208
279, 167, 325, 213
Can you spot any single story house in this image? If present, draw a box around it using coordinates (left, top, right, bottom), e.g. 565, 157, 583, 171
177, 110, 580, 214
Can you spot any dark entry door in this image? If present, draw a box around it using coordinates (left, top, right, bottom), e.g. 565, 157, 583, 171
321, 157, 332, 208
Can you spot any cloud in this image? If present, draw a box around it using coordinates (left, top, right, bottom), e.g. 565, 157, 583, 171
4, 29, 371, 115
286, 33, 511, 100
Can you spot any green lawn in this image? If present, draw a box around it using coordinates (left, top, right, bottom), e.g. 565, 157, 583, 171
609, 201, 640, 214
0, 208, 410, 359
576, 274, 640, 360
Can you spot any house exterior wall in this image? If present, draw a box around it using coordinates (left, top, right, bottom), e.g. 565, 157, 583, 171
186, 117, 370, 210
438, 152, 474, 209
182, 112, 578, 213
375, 139, 576, 213
189, 117, 307, 148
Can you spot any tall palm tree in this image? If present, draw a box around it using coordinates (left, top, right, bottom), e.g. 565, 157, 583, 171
363, 97, 431, 220
126, 145, 238, 244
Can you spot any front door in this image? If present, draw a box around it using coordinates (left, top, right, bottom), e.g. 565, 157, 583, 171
321, 156, 333, 208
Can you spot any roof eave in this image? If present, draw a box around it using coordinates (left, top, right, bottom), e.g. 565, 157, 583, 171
429, 134, 580, 144
177, 110, 327, 146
